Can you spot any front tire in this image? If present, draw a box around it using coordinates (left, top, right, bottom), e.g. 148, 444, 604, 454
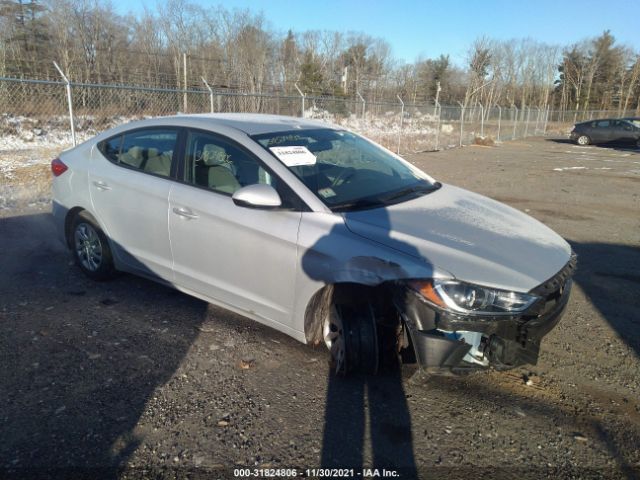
71, 212, 116, 280
324, 302, 379, 375
577, 135, 590, 146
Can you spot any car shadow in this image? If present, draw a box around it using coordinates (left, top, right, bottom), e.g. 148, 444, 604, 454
545, 138, 640, 153
0, 211, 208, 476
569, 240, 640, 359
416, 373, 640, 478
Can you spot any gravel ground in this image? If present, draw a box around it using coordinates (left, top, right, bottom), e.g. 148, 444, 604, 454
1, 137, 639, 479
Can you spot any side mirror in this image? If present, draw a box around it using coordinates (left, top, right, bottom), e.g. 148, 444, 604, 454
232, 184, 282, 209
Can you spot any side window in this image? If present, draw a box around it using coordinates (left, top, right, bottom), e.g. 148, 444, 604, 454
185, 130, 275, 195
120, 129, 178, 177
596, 120, 610, 128
99, 129, 178, 177
100, 135, 122, 162
184, 130, 303, 209
613, 120, 633, 131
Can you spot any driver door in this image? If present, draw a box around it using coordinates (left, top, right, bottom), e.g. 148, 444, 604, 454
609, 120, 636, 144
168, 128, 303, 327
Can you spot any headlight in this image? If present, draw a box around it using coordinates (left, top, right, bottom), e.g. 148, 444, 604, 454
409, 279, 538, 315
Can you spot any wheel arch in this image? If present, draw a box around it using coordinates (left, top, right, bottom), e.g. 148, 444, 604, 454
303, 281, 397, 345
64, 207, 104, 249
64, 207, 88, 248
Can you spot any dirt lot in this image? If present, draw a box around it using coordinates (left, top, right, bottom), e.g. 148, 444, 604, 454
1, 137, 639, 479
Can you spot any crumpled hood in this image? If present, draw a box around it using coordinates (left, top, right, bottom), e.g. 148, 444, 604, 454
343, 184, 572, 292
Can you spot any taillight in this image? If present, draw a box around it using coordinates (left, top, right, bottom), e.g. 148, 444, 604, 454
51, 158, 68, 177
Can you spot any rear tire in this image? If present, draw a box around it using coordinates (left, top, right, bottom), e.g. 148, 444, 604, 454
577, 135, 590, 146
71, 212, 116, 281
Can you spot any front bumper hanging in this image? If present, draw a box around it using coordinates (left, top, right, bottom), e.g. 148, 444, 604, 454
396, 255, 577, 373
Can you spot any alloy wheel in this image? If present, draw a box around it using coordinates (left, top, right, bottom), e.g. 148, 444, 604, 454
74, 222, 103, 272
324, 306, 347, 374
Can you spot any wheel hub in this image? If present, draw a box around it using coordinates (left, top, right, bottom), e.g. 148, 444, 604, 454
74, 223, 103, 272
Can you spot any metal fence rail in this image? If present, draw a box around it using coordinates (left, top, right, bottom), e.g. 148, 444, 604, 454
1, 75, 638, 154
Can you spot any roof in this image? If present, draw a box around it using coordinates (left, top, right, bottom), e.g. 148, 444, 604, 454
169, 113, 339, 135
579, 117, 637, 123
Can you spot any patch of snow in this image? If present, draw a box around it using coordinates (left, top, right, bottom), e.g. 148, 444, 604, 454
304, 106, 438, 137
0, 114, 143, 178
553, 167, 587, 172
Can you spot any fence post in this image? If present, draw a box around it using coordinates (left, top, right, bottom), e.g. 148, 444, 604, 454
480, 104, 484, 137
294, 83, 305, 117
357, 91, 366, 119
497, 105, 502, 142
457, 101, 465, 147
435, 104, 441, 151
183, 53, 188, 113
512, 106, 518, 139
53, 62, 76, 146
201, 77, 214, 113
543, 106, 550, 134
396, 94, 404, 154
524, 107, 531, 137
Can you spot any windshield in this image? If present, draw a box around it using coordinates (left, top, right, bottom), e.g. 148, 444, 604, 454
252, 128, 439, 211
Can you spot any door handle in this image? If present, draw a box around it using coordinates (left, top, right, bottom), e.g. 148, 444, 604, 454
172, 206, 199, 220
92, 180, 112, 191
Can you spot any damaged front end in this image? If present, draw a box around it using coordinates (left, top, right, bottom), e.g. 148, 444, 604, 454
394, 254, 577, 373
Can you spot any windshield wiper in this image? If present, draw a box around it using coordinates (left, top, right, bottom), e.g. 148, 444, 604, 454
331, 182, 441, 212
378, 182, 441, 203
330, 198, 386, 212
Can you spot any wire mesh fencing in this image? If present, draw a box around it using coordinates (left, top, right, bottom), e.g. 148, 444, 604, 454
0, 78, 71, 143
2, 76, 638, 156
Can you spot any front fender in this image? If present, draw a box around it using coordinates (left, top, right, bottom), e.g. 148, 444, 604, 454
292, 211, 450, 343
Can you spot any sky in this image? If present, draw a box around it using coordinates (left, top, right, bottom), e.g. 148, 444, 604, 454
112, 0, 640, 66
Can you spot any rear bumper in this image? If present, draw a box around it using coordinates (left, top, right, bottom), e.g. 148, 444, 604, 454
569, 131, 579, 140
397, 256, 576, 373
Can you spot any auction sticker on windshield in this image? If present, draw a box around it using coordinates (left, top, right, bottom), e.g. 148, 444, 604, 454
269, 146, 317, 166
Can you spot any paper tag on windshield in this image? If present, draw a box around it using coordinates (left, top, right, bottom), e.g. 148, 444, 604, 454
318, 187, 336, 198
269, 146, 317, 167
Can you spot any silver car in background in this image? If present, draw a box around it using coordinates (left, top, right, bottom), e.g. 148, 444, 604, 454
51, 114, 575, 375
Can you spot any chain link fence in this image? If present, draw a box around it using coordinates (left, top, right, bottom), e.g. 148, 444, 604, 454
2, 76, 639, 156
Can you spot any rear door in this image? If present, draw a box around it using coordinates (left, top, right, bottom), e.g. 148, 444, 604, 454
587, 120, 611, 143
168, 128, 303, 327
89, 127, 180, 280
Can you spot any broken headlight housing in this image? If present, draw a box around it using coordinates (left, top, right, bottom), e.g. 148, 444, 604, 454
410, 279, 538, 315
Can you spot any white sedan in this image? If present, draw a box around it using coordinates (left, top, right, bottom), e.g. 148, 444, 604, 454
52, 114, 575, 375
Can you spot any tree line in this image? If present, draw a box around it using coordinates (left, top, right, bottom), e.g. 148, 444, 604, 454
1, 0, 639, 114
